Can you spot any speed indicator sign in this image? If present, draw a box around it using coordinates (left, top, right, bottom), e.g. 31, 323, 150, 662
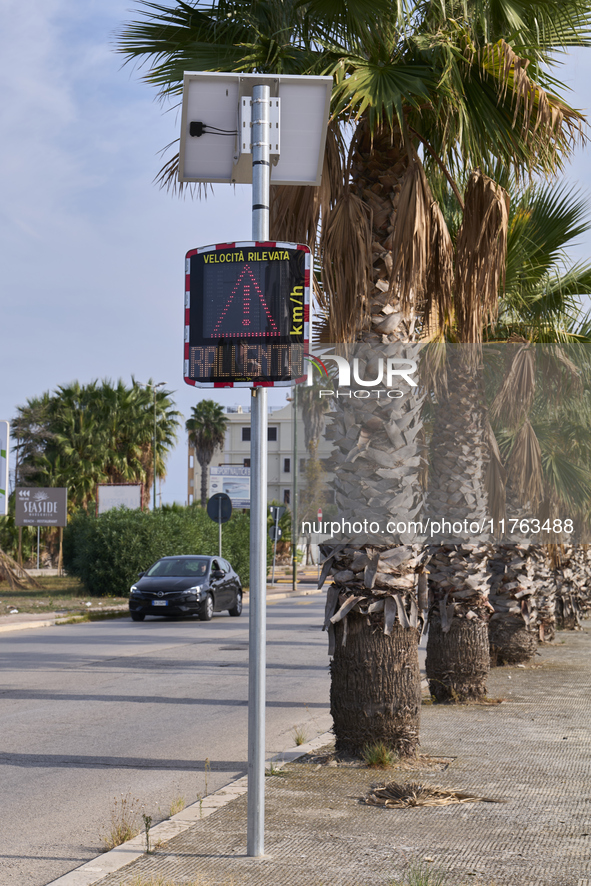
184, 240, 310, 387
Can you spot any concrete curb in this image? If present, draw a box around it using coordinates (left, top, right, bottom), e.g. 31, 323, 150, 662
0, 618, 57, 634
0, 589, 324, 634
43, 731, 334, 886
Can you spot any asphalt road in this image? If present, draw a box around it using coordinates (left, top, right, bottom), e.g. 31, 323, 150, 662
0, 595, 332, 886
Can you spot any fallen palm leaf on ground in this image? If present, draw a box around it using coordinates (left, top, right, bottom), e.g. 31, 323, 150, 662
365, 781, 505, 807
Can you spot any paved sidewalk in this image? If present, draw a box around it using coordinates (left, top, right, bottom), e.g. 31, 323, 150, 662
47, 629, 591, 886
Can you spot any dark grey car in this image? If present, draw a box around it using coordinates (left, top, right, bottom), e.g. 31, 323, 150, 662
128, 555, 242, 622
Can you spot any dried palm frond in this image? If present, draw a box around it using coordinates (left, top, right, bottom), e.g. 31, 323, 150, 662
425, 199, 454, 336
270, 122, 345, 250
485, 420, 506, 529
0, 549, 41, 590
477, 40, 584, 162
419, 340, 448, 399
455, 170, 510, 343
154, 145, 211, 199
491, 343, 536, 426
507, 419, 544, 509
388, 157, 433, 316
271, 184, 319, 248
319, 121, 348, 222
319, 192, 373, 342
365, 780, 504, 807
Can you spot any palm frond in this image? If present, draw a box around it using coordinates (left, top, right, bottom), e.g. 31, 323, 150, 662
454, 169, 510, 343
491, 342, 536, 426
318, 189, 372, 341
485, 419, 507, 528
506, 418, 544, 508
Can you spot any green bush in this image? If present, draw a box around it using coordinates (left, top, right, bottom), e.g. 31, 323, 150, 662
63, 505, 253, 597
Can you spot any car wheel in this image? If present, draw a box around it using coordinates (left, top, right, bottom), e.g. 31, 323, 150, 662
130, 610, 145, 622
228, 591, 243, 617
199, 593, 214, 621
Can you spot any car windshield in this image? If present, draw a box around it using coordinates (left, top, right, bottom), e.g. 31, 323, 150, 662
146, 558, 209, 578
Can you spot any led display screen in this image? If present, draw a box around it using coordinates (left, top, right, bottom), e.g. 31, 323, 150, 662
184, 241, 310, 387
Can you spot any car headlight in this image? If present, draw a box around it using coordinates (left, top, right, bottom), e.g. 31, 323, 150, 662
130, 586, 140, 595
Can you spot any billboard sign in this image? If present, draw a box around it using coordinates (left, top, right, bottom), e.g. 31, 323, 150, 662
209, 466, 250, 509
15, 487, 67, 527
184, 241, 310, 388
0, 421, 8, 517
97, 484, 142, 515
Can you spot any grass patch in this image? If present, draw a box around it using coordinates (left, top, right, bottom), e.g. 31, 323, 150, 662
169, 795, 186, 817
422, 695, 504, 707
362, 741, 397, 769
292, 725, 307, 746
0, 575, 127, 616
100, 792, 140, 851
265, 761, 286, 777
56, 609, 128, 625
390, 860, 447, 886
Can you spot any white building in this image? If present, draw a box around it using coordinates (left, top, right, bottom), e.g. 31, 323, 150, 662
188, 402, 326, 507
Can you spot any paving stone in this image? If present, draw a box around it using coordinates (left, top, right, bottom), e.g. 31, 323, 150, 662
91, 630, 591, 886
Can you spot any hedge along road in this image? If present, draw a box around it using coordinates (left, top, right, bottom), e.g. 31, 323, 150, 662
0, 595, 332, 886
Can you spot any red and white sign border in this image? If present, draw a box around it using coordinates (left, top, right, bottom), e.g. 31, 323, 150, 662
184, 241, 311, 388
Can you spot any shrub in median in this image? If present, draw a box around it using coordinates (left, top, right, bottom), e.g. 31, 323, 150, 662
63, 505, 251, 597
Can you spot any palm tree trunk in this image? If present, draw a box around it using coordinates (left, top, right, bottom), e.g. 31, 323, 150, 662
199, 457, 208, 508
488, 543, 539, 665
425, 350, 492, 701
320, 127, 433, 755
426, 612, 489, 702
331, 616, 421, 757
324, 543, 426, 757
529, 545, 557, 642
553, 545, 585, 630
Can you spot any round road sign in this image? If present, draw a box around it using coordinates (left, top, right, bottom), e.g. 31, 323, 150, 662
207, 492, 232, 524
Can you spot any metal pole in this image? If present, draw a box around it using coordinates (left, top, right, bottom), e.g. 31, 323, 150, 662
153, 388, 157, 511
292, 385, 298, 593
271, 510, 279, 585
36, 525, 40, 570
218, 498, 222, 557
247, 83, 270, 859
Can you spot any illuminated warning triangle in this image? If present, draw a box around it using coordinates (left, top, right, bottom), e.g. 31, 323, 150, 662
211, 264, 280, 338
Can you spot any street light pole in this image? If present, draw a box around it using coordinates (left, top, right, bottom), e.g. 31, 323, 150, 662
247, 82, 270, 859
153, 389, 157, 511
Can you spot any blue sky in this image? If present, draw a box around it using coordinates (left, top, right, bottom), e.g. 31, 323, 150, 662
1, 1, 591, 504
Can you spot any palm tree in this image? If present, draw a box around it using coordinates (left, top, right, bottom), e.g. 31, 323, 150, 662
127, 381, 181, 507
115, 0, 590, 754
425, 181, 591, 688
186, 400, 228, 506
12, 380, 181, 512
424, 176, 591, 694
486, 183, 591, 659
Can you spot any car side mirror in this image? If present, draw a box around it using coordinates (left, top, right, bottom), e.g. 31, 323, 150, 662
138, 572, 144, 578
212, 569, 224, 579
